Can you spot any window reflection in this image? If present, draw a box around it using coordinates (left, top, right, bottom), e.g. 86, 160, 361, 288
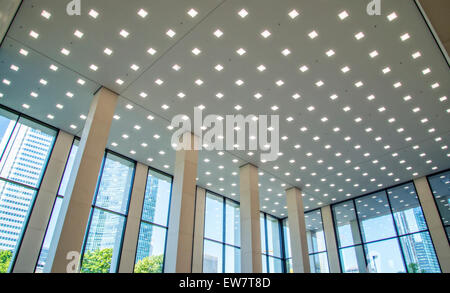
305, 209, 329, 273
428, 171, 450, 242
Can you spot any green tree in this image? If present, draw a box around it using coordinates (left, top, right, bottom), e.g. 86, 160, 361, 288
0, 250, 12, 273
134, 255, 164, 273
80, 248, 113, 273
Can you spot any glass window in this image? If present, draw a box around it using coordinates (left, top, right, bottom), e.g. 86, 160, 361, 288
260, 213, 284, 273
203, 192, 240, 273
333, 181, 441, 273
81, 152, 135, 273
305, 209, 329, 273
134, 169, 172, 273
203, 239, 223, 273
268, 256, 283, 273
35, 139, 78, 272
427, 171, 450, 242
0, 110, 56, 273
266, 215, 282, 258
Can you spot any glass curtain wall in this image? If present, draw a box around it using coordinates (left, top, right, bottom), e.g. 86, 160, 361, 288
80, 152, 135, 273
260, 213, 284, 273
35, 138, 79, 272
427, 170, 450, 242
0, 107, 57, 273
134, 169, 172, 273
332, 182, 441, 273
203, 192, 240, 273
282, 219, 292, 273
305, 209, 329, 273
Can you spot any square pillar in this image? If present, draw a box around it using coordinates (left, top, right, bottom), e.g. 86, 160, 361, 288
43, 87, 118, 273
192, 187, 206, 273
12, 131, 74, 273
414, 177, 450, 273
286, 187, 310, 273
239, 164, 262, 273
321, 205, 341, 273
164, 132, 199, 273
118, 163, 148, 273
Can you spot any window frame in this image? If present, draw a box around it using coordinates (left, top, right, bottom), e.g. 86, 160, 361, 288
426, 169, 450, 246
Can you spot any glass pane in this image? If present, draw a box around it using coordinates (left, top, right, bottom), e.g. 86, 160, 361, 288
306, 209, 326, 253
141, 170, 172, 226
268, 256, 283, 273
0, 108, 18, 159
364, 238, 406, 273
260, 214, 266, 254
203, 239, 222, 273
428, 171, 450, 238
333, 201, 361, 247
225, 200, 240, 246
355, 191, 397, 242
310, 252, 329, 273
134, 222, 167, 273
57, 140, 79, 197
285, 258, 293, 273
35, 196, 63, 273
261, 254, 267, 273
0, 180, 37, 272
339, 245, 367, 273
94, 153, 134, 215
81, 209, 125, 273
266, 215, 281, 257
282, 219, 291, 259
400, 232, 440, 273
204, 193, 223, 242
388, 183, 428, 235
0, 117, 56, 188
224, 245, 240, 273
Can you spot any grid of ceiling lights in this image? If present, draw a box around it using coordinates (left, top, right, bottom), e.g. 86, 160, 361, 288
1, 4, 449, 216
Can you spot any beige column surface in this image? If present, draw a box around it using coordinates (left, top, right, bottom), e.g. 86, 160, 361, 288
286, 187, 310, 273
239, 164, 262, 273
12, 131, 74, 273
414, 177, 450, 273
192, 187, 206, 273
321, 205, 341, 273
164, 132, 199, 273
43, 88, 118, 273
118, 163, 148, 273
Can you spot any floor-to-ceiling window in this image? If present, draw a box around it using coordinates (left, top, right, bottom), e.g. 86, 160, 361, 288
332, 182, 441, 273
427, 170, 450, 242
260, 213, 284, 273
35, 138, 79, 272
134, 169, 172, 273
203, 191, 240, 273
305, 209, 329, 273
282, 218, 292, 273
80, 152, 135, 273
0, 107, 57, 273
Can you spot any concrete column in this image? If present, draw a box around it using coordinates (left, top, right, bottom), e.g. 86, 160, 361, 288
239, 164, 262, 273
0, 0, 21, 44
414, 177, 450, 273
321, 205, 341, 273
11, 131, 74, 273
286, 187, 310, 273
192, 187, 206, 273
43, 87, 118, 273
118, 163, 148, 273
164, 132, 199, 273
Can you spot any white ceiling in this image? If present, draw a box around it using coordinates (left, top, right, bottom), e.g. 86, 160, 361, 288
0, 0, 449, 218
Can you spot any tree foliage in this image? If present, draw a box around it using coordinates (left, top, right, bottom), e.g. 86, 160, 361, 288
81, 248, 113, 273
134, 255, 164, 273
0, 250, 12, 273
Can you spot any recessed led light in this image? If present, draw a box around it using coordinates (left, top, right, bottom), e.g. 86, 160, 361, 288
161, 104, 169, 110
369, 50, 379, 58
155, 79, 164, 85
422, 68, 431, 75
299, 65, 309, 72
39, 79, 48, 85
61, 48, 70, 56
138, 8, 148, 18
70, 125, 77, 130
236, 48, 246, 55
89, 9, 99, 18
238, 9, 248, 18
216, 93, 224, 99
196, 79, 204, 86
47, 114, 54, 119
49, 64, 58, 71
431, 82, 439, 89
130, 64, 140, 71
325, 49, 335, 57
56, 104, 64, 109
119, 29, 130, 38
308, 30, 318, 39
10, 64, 19, 71
235, 79, 244, 86
192, 47, 201, 55
116, 79, 124, 85
355, 81, 363, 88
89, 64, 98, 71
41, 10, 51, 19
166, 29, 176, 38
289, 9, 299, 19
103, 48, 113, 56
343, 106, 351, 112
234, 105, 242, 111
22, 104, 30, 109
80, 115, 87, 120
382, 67, 391, 74
330, 94, 338, 100
282, 48, 291, 56
213, 29, 223, 38
315, 80, 324, 87
403, 95, 412, 101
74, 30, 84, 38
261, 30, 271, 38
147, 47, 157, 55
29, 30, 39, 39
338, 10, 349, 20
400, 33, 410, 41
393, 82, 402, 88
341, 66, 350, 73
19, 49, 29, 56
387, 12, 398, 21
412, 51, 421, 59
276, 80, 284, 86
355, 32, 365, 40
